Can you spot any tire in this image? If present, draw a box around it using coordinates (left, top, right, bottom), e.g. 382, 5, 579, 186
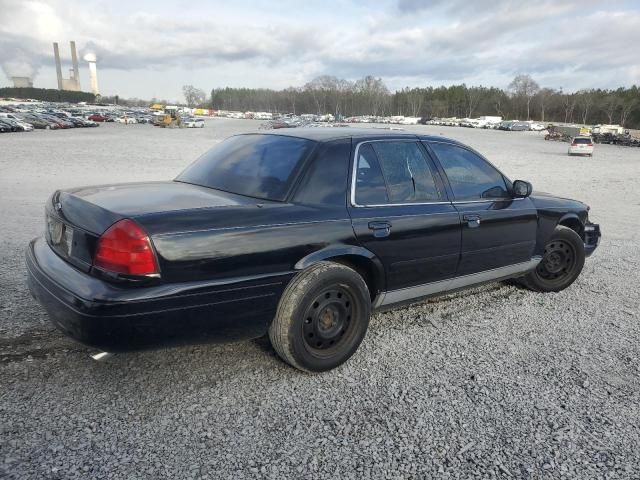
269, 261, 371, 372
519, 226, 585, 292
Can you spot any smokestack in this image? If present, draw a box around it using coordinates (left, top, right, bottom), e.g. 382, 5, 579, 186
53, 42, 63, 90
88, 61, 99, 95
70, 41, 80, 89
84, 52, 99, 95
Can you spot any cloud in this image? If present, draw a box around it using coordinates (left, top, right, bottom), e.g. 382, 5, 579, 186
0, 0, 638, 97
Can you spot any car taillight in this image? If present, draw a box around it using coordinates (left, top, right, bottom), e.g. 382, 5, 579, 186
571, 143, 577, 146
94, 219, 159, 275
587, 143, 593, 147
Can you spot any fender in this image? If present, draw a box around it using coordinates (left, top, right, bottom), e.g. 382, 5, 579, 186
557, 212, 584, 231
295, 244, 378, 270
534, 210, 585, 256
294, 244, 386, 296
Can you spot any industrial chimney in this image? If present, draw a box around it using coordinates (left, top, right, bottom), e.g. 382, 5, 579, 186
70, 41, 80, 89
52, 41, 81, 91
53, 42, 63, 90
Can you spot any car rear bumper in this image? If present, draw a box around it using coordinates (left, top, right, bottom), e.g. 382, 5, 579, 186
26, 237, 291, 352
584, 223, 601, 257
568, 146, 594, 155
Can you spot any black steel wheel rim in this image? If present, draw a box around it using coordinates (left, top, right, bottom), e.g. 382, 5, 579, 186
536, 240, 576, 281
302, 286, 356, 353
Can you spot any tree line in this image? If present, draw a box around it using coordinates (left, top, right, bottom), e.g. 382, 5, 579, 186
0, 87, 96, 104
204, 75, 640, 129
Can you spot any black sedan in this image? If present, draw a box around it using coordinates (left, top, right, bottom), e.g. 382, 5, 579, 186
26, 129, 601, 372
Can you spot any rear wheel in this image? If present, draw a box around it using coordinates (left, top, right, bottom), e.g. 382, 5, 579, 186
520, 226, 585, 292
269, 262, 371, 372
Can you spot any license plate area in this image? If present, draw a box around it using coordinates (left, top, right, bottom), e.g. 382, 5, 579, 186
47, 215, 74, 256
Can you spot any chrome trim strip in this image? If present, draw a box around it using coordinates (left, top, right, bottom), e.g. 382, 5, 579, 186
355, 201, 452, 207
154, 218, 350, 237
377, 257, 541, 307
453, 198, 524, 204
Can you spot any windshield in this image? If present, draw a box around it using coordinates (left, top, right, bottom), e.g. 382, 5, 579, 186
176, 134, 315, 201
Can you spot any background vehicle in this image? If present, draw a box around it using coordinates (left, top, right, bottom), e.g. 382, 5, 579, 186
40, 114, 74, 128
115, 116, 138, 124
0, 119, 13, 133
88, 114, 107, 122
183, 117, 205, 128
154, 108, 182, 127
568, 136, 594, 156
26, 130, 600, 372
508, 122, 530, 131
0, 117, 25, 132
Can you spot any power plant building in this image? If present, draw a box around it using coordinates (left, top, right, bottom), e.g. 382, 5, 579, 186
11, 76, 33, 88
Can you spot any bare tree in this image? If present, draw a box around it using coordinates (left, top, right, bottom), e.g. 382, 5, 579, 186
620, 99, 638, 127
577, 89, 595, 124
509, 74, 540, 120
537, 88, 555, 122
405, 88, 424, 117
600, 94, 622, 124
283, 86, 299, 114
304, 76, 342, 114
182, 85, 206, 107
563, 93, 577, 123
465, 86, 482, 118
354, 76, 390, 116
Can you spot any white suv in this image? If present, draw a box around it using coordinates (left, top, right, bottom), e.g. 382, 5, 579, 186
568, 136, 594, 156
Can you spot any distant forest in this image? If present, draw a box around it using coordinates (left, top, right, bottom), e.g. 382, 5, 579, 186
205, 75, 640, 129
0, 87, 96, 104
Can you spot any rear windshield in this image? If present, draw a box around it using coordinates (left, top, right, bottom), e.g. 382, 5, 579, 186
176, 134, 315, 201
573, 137, 592, 144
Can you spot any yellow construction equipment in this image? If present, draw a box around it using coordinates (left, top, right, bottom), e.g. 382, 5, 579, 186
154, 107, 182, 128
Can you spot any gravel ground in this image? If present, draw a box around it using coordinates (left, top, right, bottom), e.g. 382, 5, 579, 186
1, 120, 639, 479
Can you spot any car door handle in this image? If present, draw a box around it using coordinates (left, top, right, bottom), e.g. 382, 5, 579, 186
368, 221, 392, 238
463, 215, 481, 228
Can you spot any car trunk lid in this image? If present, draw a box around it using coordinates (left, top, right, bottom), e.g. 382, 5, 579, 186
45, 181, 262, 273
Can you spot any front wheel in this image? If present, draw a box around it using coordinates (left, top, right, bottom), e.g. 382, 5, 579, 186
269, 262, 371, 372
520, 226, 585, 292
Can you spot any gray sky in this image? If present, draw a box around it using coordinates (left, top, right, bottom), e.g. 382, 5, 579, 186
1, 0, 639, 102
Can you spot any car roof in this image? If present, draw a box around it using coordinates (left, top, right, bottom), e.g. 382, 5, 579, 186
245, 127, 463, 145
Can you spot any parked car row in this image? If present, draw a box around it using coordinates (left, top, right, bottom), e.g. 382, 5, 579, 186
0, 110, 99, 132
0, 114, 34, 132
422, 117, 547, 131
0, 103, 162, 132
87, 112, 154, 124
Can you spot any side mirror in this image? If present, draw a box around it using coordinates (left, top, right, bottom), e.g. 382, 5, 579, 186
513, 180, 532, 198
